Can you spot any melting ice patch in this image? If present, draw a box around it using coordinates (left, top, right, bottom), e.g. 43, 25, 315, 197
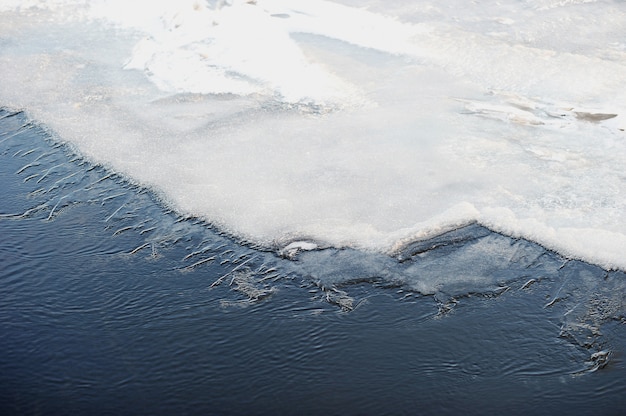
92, 0, 367, 105
0, 0, 626, 269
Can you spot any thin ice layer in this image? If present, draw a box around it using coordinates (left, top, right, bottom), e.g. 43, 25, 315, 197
0, 0, 625, 269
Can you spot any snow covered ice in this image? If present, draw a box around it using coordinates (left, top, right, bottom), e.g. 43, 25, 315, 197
1, 0, 626, 269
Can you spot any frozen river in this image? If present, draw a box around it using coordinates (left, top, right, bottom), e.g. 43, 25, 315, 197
2, 109, 625, 415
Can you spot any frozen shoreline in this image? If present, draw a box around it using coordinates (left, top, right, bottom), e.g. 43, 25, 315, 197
2, 107, 626, 416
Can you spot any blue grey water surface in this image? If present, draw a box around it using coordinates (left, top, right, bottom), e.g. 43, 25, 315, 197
1, 109, 625, 415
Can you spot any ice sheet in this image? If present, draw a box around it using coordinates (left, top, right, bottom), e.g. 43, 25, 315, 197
1, 0, 625, 269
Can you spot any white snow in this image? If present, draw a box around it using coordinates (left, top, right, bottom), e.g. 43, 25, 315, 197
1, 0, 625, 269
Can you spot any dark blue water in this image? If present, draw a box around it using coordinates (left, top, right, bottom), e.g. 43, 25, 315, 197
1, 109, 625, 415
